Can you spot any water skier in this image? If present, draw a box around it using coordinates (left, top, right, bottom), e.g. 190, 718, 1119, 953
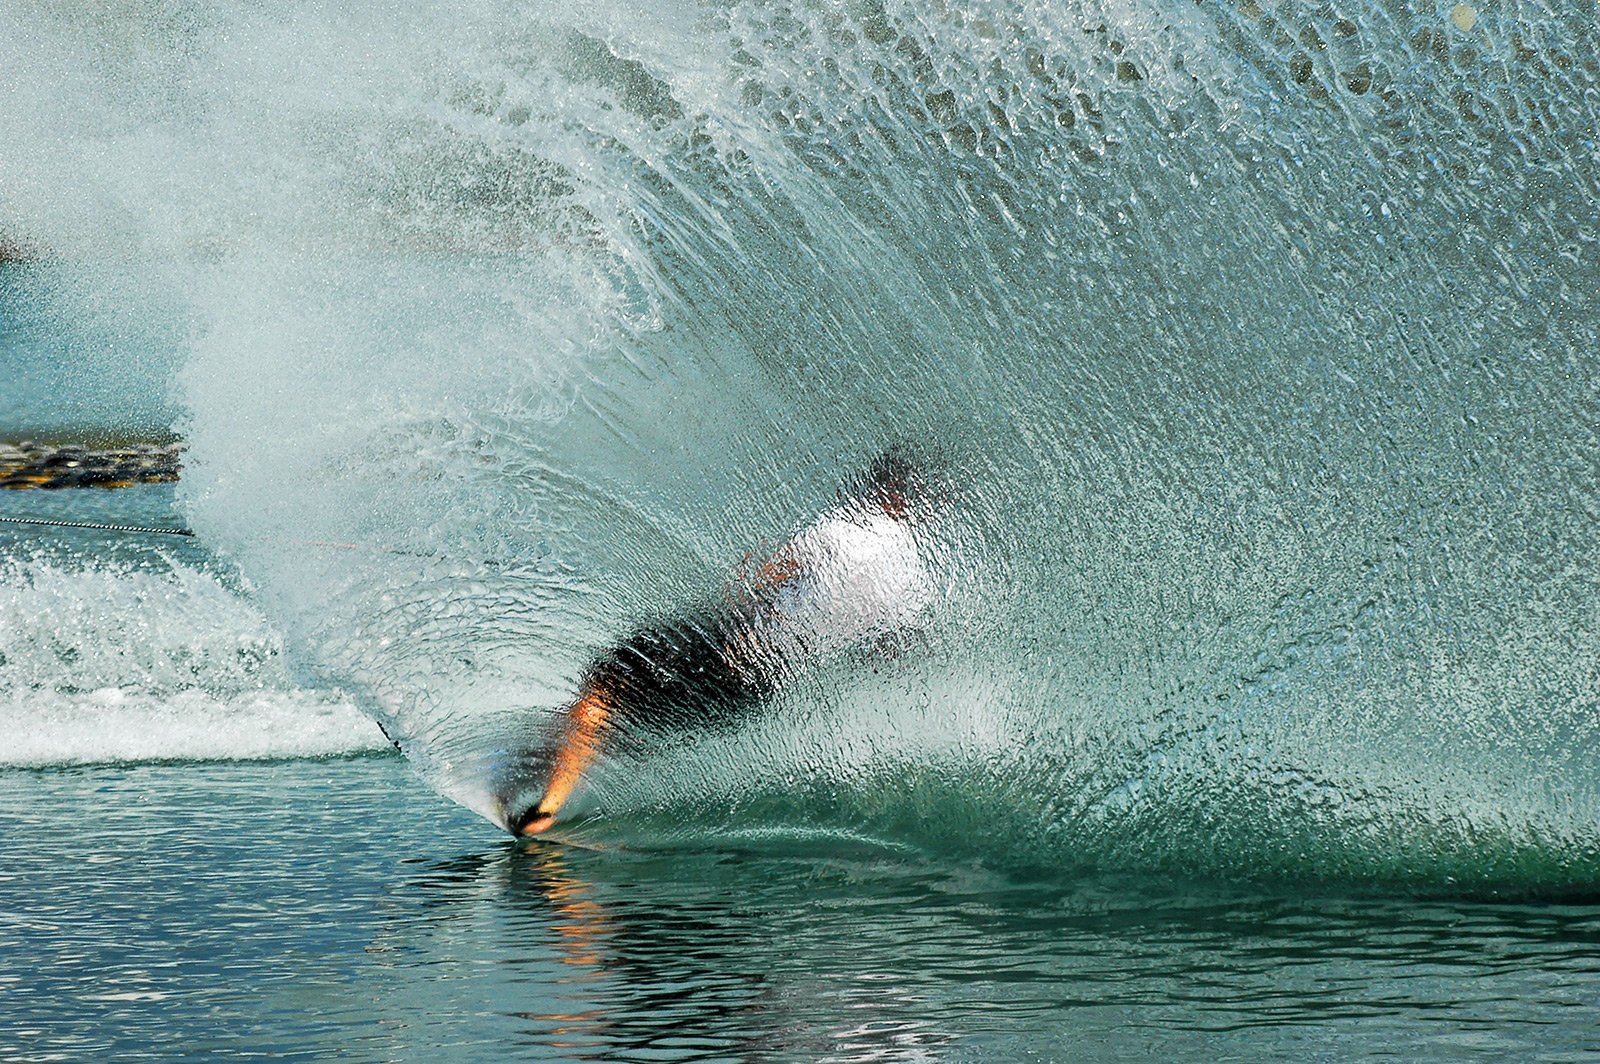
507, 452, 935, 836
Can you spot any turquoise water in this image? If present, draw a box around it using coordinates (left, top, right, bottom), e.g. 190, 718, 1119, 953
7, 757, 1600, 1063
7, 483, 1599, 1059
3, 0, 1600, 1056
0, 265, 185, 439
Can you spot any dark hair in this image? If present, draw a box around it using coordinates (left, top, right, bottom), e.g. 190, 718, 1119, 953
858, 448, 930, 520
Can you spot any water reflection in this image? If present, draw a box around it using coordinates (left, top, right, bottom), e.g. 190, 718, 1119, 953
381, 841, 959, 1061
383, 835, 1600, 1063
503, 846, 774, 1060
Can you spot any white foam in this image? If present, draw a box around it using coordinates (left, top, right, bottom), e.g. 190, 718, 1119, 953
0, 687, 388, 768
0, 554, 390, 767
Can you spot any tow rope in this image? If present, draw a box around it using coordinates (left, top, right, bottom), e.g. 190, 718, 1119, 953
0, 514, 195, 537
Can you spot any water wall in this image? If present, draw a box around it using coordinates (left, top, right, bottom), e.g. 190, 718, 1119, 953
2, 0, 1596, 889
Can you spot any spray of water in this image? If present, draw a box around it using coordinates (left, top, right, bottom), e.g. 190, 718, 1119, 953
2, 0, 1597, 889
0, 550, 385, 766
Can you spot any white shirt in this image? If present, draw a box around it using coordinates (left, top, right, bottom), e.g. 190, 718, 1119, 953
731, 505, 931, 676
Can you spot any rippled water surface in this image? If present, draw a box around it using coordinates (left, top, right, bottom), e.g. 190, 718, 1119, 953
3, 757, 1599, 1063
3, 0, 1599, 1055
